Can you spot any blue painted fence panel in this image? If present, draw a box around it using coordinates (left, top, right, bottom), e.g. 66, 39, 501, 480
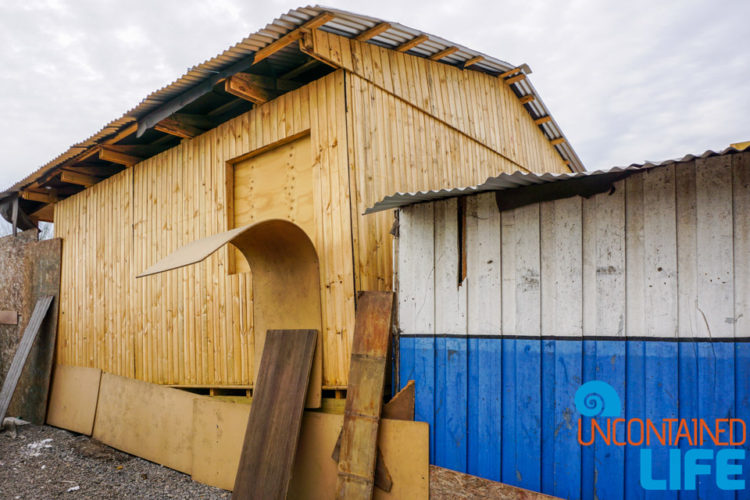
399, 336, 749, 500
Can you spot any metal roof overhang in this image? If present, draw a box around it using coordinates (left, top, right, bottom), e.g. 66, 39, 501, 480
365, 146, 749, 214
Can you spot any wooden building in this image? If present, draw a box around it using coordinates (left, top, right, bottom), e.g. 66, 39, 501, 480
0, 7, 581, 391
382, 146, 750, 499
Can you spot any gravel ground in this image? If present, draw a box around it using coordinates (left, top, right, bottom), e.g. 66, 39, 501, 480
0, 424, 230, 499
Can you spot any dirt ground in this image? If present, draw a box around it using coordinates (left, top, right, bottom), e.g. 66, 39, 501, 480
0, 424, 230, 499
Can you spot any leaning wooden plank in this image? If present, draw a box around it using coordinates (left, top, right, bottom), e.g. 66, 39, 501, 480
336, 291, 395, 500
0, 295, 53, 422
92, 373, 201, 474
232, 329, 317, 500
429, 465, 559, 499
46, 365, 102, 435
331, 379, 415, 492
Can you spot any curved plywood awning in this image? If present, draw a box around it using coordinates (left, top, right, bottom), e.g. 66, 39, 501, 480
138, 219, 323, 408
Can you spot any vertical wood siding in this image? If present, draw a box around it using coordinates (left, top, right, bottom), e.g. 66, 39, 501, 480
54, 32, 571, 389
55, 73, 356, 387
397, 152, 750, 499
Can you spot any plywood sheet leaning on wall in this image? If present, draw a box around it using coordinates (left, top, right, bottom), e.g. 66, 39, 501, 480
46, 364, 102, 435
92, 373, 201, 474
191, 403, 429, 499
192, 398, 251, 490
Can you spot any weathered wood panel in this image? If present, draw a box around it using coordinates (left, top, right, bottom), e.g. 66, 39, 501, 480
396, 151, 750, 498
0, 232, 62, 425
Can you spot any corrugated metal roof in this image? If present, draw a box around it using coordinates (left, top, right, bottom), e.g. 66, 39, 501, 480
365, 145, 750, 214
1, 5, 584, 200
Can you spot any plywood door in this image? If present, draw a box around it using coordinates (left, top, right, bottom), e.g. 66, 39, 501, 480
233, 135, 314, 273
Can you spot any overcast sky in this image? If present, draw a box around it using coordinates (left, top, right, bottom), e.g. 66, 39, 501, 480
0, 0, 747, 194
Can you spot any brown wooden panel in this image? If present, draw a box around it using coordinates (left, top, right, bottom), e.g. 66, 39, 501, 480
232, 329, 317, 500
46, 364, 102, 435
382, 379, 414, 421
0, 311, 17, 325
336, 291, 394, 499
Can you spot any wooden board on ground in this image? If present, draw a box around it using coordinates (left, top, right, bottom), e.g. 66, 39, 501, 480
92, 373, 200, 474
232, 329, 317, 500
46, 364, 102, 435
336, 291, 394, 499
429, 465, 558, 499
0, 296, 53, 422
190, 402, 429, 499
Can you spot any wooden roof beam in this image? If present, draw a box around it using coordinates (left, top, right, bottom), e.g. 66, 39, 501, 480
462, 55, 484, 68
429, 46, 459, 61
395, 34, 428, 52
550, 137, 566, 146
30, 203, 54, 224
534, 116, 552, 126
280, 58, 321, 80
519, 95, 535, 104
225, 73, 277, 104
154, 115, 206, 139
21, 190, 56, 204
253, 12, 334, 65
504, 73, 526, 85
75, 122, 139, 163
499, 64, 531, 78
355, 22, 390, 41
60, 170, 100, 188
98, 146, 143, 167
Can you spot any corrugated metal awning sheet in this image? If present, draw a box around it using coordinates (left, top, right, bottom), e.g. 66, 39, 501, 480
365, 145, 749, 214
2, 4, 584, 200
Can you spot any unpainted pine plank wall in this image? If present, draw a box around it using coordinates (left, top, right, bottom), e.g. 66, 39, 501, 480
397, 152, 750, 499
54, 71, 356, 387
310, 29, 569, 292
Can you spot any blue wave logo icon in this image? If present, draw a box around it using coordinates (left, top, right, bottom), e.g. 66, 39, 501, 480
575, 381, 621, 417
